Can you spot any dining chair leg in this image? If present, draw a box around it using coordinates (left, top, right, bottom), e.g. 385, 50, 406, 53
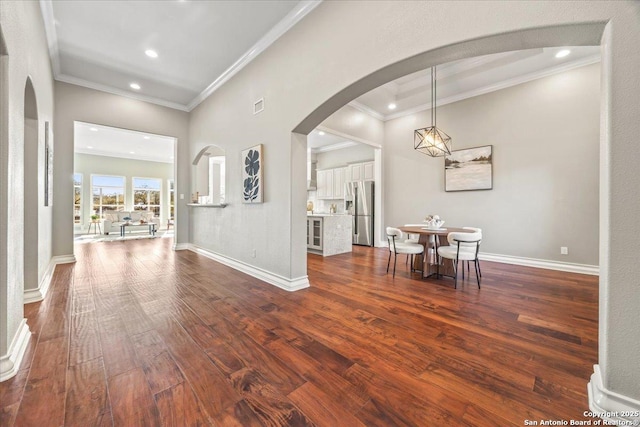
474, 260, 481, 288
410, 254, 414, 272
477, 260, 482, 277
461, 261, 465, 280
453, 258, 458, 289
387, 251, 391, 273
393, 253, 398, 277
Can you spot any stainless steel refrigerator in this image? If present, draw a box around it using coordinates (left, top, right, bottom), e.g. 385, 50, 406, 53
345, 181, 374, 246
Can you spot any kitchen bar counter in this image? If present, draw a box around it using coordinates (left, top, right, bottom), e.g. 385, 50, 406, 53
307, 214, 352, 256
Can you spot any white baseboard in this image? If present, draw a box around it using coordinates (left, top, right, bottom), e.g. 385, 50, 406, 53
23, 254, 77, 304
479, 252, 599, 275
588, 364, 640, 421
173, 243, 189, 251
188, 244, 310, 292
0, 319, 31, 382
375, 245, 598, 275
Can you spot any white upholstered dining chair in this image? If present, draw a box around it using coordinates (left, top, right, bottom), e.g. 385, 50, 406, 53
437, 230, 482, 289
386, 227, 424, 278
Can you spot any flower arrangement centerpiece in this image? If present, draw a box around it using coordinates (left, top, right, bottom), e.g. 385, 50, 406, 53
424, 214, 445, 229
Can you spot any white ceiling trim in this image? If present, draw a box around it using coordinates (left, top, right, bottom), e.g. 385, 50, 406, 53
75, 148, 173, 164
39, 0, 61, 76
57, 74, 190, 112
186, 0, 322, 111
40, 0, 321, 113
347, 100, 385, 121
311, 141, 358, 154
383, 54, 601, 122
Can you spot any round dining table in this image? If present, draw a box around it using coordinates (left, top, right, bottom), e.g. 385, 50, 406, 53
398, 225, 474, 279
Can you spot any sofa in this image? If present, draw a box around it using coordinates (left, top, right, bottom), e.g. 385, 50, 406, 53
102, 211, 159, 235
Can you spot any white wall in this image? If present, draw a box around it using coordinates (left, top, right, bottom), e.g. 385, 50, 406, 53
53, 82, 190, 255
74, 153, 174, 229
187, 0, 640, 410
384, 63, 600, 265
0, 0, 54, 379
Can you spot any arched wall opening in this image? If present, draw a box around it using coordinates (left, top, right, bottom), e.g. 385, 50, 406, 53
23, 78, 39, 298
291, 23, 607, 282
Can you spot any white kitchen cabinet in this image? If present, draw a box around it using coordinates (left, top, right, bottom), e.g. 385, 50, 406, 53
333, 167, 346, 199
317, 169, 334, 199
317, 167, 347, 199
347, 161, 375, 182
307, 217, 323, 250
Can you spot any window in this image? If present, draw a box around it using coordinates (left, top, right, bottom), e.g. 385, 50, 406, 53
133, 177, 161, 217
73, 173, 82, 224
92, 175, 125, 217
168, 179, 175, 220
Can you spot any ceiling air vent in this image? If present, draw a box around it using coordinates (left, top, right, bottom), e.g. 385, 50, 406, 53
253, 98, 264, 115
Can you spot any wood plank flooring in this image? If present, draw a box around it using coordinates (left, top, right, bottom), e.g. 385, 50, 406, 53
0, 238, 598, 426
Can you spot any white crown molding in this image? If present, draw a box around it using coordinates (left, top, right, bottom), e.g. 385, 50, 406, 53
315, 125, 382, 149
23, 255, 76, 304
311, 141, 358, 154
187, 0, 322, 111
188, 244, 310, 292
0, 319, 31, 382
39, 0, 61, 77
75, 148, 173, 164
383, 54, 602, 122
588, 365, 640, 421
56, 74, 190, 111
479, 252, 599, 276
347, 100, 385, 121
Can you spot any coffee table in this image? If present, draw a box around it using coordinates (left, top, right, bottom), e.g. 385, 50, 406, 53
119, 222, 157, 237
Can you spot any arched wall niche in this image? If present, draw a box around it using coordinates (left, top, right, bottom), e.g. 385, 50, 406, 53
192, 144, 226, 205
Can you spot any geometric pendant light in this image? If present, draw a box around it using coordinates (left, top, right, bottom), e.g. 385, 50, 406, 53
414, 66, 452, 157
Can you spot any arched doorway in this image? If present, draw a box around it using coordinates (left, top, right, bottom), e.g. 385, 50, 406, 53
290, 23, 607, 284
23, 78, 39, 300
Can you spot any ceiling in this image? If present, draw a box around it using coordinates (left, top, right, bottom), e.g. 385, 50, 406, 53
42, 2, 599, 157
351, 46, 600, 121
40, 0, 318, 111
74, 122, 175, 163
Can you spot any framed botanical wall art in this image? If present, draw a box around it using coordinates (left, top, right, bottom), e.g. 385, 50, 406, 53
242, 144, 263, 203
44, 121, 54, 206
444, 145, 492, 192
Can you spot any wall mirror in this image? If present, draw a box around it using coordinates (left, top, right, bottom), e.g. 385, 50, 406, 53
192, 145, 226, 204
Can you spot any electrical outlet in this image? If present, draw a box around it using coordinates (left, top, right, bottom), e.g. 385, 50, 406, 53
251, 249, 256, 258
179, 194, 184, 200
560, 247, 568, 255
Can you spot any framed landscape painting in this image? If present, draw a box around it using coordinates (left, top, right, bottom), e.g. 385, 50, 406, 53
444, 145, 493, 192
242, 144, 263, 203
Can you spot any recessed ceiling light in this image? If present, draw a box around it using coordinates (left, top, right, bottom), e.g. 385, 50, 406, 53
130, 83, 141, 90
388, 103, 397, 110
143, 136, 150, 140
555, 49, 571, 58
90, 127, 98, 132
145, 49, 158, 58
169, 156, 174, 159
87, 146, 93, 149
129, 151, 135, 154
318, 131, 325, 136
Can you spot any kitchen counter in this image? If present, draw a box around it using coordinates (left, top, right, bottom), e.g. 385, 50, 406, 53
306, 214, 352, 256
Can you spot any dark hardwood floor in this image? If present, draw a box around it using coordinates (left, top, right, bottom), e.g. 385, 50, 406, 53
0, 238, 598, 426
